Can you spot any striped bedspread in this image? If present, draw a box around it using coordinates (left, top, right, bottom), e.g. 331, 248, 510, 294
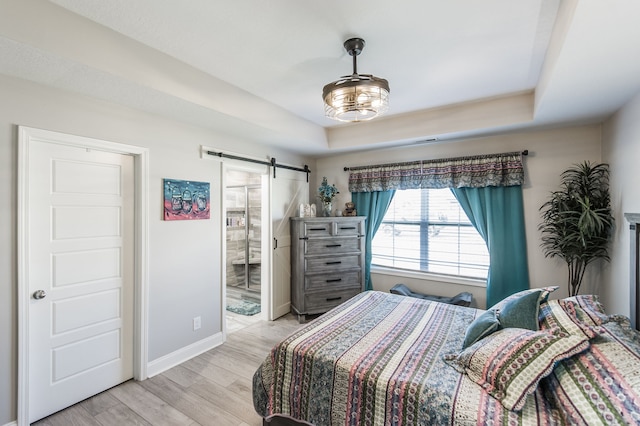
252, 291, 560, 425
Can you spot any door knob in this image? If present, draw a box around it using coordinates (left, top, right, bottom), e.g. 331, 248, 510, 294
33, 290, 46, 300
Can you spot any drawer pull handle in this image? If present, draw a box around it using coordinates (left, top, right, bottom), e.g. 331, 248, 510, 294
340, 226, 356, 230
326, 278, 342, 283
326, 296, 342, 302
326, 261, 342, 265
326, 244, 342, 248
309, 227, 326, 231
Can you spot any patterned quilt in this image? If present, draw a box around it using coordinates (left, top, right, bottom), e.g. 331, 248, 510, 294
253, 291, 640, 425
253, 291, 563, 425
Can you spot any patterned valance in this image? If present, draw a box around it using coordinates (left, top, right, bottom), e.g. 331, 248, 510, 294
348, 151, 524, 192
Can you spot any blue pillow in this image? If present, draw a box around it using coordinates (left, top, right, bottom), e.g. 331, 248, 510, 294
461, 287, 558, 349
490, 286, 558, 313
462, 309, 500, 349
498, 290, 544, 330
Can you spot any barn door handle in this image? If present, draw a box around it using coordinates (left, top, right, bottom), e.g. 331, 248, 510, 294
33, 290, 47, 300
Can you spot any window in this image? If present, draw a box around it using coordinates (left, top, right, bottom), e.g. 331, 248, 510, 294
372, 188, 489, 279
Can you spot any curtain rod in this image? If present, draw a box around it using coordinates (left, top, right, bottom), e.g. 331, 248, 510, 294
206, 151, 311, 181
343, 150, 529, 171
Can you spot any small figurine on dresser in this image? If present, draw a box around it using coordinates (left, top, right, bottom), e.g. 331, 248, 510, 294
299, 203, 316, 217
343, 201, 357, 216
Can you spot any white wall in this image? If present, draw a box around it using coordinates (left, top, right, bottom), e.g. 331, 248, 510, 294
0, 74, 310, 424
315, 125, 603, 309
602, 92, 640, 317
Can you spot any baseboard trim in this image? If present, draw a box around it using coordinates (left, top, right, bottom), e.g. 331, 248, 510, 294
146, 332, 224, 378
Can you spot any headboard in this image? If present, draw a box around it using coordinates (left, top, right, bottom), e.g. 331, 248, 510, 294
625, 213, 640, 330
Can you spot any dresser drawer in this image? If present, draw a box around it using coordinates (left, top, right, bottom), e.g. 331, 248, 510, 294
301, 220, 364, 237
304, 288, 361, 313
305, 237, 362, 255
333, 222, 362, 236
302, 222, 332, 237
305, 253, 361, 273
305, 270, 362, 291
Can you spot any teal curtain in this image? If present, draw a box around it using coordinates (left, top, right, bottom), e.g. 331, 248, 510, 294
352, 191, 396, 291
451, 186, 529, 307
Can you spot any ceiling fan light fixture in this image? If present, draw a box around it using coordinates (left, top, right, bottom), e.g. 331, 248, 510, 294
323, 38, 390, 123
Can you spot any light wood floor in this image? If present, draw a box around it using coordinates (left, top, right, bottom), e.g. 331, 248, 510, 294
33, 314, 303, 426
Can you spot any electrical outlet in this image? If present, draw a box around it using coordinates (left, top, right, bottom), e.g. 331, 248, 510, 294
193, 316, 201, 331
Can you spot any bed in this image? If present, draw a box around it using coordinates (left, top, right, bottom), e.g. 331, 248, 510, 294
253, 290, 640, 425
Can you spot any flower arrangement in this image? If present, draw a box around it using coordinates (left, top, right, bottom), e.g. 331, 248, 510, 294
318, 177, 339, 202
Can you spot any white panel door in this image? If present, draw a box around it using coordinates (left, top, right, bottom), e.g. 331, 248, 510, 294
28, 141, 134, 422
270, 169, 308, 320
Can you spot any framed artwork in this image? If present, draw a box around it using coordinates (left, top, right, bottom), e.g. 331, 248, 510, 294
163, 178, 210, 221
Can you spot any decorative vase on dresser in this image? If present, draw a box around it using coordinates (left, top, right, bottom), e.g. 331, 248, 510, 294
290, 216, 365, 322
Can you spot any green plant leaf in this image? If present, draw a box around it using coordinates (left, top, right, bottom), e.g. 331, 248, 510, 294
538, 161, 613, 295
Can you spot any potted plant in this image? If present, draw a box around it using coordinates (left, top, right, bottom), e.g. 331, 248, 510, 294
539, 161, 614, 296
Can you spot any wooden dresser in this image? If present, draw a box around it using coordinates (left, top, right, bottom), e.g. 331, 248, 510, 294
290, 216, 365, 322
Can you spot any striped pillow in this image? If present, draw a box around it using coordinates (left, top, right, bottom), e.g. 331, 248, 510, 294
539, 299, 602, 339
444, 327, 590, 411
544, 320, 640, 424
562, 294, 608, 326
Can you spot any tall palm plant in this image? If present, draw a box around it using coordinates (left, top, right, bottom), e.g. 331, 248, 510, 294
539, 162, 614, 296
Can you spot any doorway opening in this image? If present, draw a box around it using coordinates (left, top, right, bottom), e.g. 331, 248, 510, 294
225, 170, 263, 332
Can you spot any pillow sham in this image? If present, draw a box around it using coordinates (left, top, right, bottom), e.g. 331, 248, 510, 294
544, 320, 640, 424
462, 309, 500, 349
444, 327, 590, 412
538, 299, 601, 339
562, 294, 608, 326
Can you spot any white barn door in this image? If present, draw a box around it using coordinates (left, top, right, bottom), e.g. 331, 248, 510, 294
24, 137, 135, 422
270, 168, 308, 320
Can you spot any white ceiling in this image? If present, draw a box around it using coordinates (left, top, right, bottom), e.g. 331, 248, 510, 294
2, 0, 640, 155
